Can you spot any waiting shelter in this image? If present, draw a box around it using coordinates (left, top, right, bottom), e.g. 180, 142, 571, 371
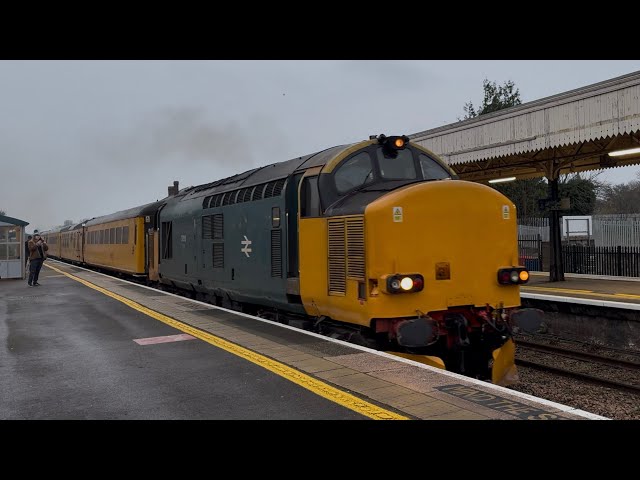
0, 215, 29, 279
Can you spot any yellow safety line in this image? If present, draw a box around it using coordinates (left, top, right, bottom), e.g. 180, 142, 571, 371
523, 285, 640, 301
524, 286, 595, 294
612, 293, 640, 299
44, 263, 407, 420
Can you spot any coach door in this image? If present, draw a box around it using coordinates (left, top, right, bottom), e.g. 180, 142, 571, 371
147, 229, 159, 281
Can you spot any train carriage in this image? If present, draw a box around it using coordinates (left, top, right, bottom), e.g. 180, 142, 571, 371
83, 201, 164, 277
41, 227, 62, 259
59, 223, 84, 263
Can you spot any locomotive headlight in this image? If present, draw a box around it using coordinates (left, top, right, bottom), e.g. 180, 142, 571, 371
383, 274, 424, 294
400, 277, 414, 290
377, 134, 410, 152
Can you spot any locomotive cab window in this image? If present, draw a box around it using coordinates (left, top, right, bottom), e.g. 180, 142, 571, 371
377, 148, 416, 180
334, 151, 373, 194
419, 153, 451, 180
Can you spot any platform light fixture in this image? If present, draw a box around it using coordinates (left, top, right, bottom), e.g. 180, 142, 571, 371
488, 176, 516, 184
608, 147, 640, 157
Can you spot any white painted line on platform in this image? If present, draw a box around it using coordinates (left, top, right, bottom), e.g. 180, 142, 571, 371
521, 292, 640, 310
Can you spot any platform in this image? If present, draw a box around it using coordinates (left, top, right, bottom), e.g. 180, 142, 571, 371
0, 260, 605, 420
523, 272, 640, 309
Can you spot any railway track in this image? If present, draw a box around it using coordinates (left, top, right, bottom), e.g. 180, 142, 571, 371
516, 340, 640, 395
516, 339, 640, 370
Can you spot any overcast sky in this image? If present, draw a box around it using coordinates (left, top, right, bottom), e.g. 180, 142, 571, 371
1, 60, 639, 232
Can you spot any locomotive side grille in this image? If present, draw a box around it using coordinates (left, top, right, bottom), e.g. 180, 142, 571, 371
251, 184, 265, 201
202, 215, 213, 239
263, 178, 287, 198
264, 182, 276, 198
271, 229, 282, 277
213, 214, 223, 240
346, 216, 365, 280
328, 219, 346, 295
213, 243, 224, 268
272, 178, 286, 197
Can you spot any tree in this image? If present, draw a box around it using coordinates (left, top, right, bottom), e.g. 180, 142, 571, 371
493, 178, 547, 218
63, 220, 74, 226
595, 174, 640, 214
558, 173, 601, 215
495, 174, 603, 218
461, 79, 522, 120
0, 209, 5, 216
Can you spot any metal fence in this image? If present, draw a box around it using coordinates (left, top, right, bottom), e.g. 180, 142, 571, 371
592, 215, 640, 247
563, 245, 640, 277
517, 235, 543, 271
517, 236, 640, 277
518, 217, 550, 242
518, 215, 640, 247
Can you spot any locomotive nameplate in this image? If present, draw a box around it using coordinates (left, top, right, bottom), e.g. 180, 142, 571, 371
435, 384, 560, 420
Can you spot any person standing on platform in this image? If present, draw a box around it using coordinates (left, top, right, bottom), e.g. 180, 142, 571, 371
27, 233, 48, 286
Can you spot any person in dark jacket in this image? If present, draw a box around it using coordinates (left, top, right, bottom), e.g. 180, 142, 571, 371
27, 233, 48, 286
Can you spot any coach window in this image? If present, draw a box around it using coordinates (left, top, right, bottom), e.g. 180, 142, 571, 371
300, 176, 321, 217
377, 149, 416, 180
334, 152, 374, 194
419, 153, 451, 180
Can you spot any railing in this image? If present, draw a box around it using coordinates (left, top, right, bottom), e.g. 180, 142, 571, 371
518, 236, 640, 277
517, 235, 543, 271
563, 245, 640, 277
519, 215, 640, 247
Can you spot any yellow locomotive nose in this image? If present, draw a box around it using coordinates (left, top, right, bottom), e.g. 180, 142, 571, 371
365, 180, 521, 317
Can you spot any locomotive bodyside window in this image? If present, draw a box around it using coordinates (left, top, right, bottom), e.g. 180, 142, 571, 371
333, 152, 373, 194
419, 153, 451, 180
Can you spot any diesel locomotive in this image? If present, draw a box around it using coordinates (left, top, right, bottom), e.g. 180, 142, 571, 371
43, 134, 538, 385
